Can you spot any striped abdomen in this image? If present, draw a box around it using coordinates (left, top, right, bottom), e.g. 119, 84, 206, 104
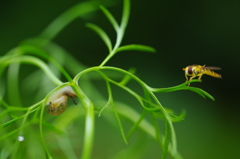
202, 69, 222, 78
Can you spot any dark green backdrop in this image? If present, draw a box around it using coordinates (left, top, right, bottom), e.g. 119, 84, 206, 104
0, 0, 239, 159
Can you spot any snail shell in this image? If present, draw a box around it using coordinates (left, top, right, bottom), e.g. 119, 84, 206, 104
46, 86, 77, 116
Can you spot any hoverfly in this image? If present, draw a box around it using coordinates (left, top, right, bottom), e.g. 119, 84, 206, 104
183, 65, 222, 86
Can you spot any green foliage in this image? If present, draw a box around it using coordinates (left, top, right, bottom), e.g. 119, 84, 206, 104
0, 0, 215, 159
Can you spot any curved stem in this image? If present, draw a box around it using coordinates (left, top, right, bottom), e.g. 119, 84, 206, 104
3, 55, 63, 85
39, 102, 53, 159
115, 103, 183, 159
70, 83, 95, 159
99, 0, 130, 67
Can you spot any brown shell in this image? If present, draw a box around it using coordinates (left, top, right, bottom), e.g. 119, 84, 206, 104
46, 95, 68, 116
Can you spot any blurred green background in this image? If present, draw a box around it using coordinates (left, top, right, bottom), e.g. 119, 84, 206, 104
0, 0, 239, 159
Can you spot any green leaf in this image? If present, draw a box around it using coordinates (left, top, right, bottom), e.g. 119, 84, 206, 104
19, 45, 73, 82
8, 55, 63, 86
162, 120, 171, 159
0, 118, 19, 128
111, 134, 148, 159
99, 71, 128, 144
150, 112, 163, 148
42, 121, 65, 135
40, 1, 111, 40
7, 63, 22, 106
112, 100, 128, 145
195, 88, 215, 101
0, 128, 22, 141
170, 110, 186, 122
119, 67, 136, 85
86, 23, 112, 52
115, 44, 156, 54
151, 80, 215, 100
39, 103, 53, 159
56, 134, 78, 159
100, 5, 119, 31
120, 0, 130, 30
185, 87, 207, 99
150, 80, 200, 93
108, 78, 160, 112
126, 110, 147, 139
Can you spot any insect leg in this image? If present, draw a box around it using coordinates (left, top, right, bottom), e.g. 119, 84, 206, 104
198, 74, 203, 81
185, 74, 188, 82
188, 75, 196, 86
189, 75, 196, 81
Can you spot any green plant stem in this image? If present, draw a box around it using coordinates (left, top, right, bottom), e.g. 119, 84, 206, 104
71, 83, 95, 159
7, 62, 22, 106
3, 55, 63, 85
99, 54, 113, 67
98, 70, 128, 144
99, 0, 130, 67
126, 110, 147, 139
19, 45, 73, 82
115, 102, 183, 159
39, 102, 53, 159
1, 101, 42, 128
39, 1, 109, 40
149, 91, 178, 154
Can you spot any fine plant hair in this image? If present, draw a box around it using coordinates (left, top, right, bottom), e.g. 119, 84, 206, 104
0, 0, 215, 159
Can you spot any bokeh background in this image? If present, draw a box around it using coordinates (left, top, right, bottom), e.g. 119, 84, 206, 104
0, 0, 240, 159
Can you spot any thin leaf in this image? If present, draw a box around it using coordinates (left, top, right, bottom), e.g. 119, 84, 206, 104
150, 112, 163, 148
98, 97, 111, 117
7, 55, 63, 86
115, 44, 156, 54
111, 99, 128, 145
151, 80, 215, 100
119, 67, 136, 85
108, 77, 160, 111
153, 110, 186, 123
99, 71, 128, 144
100, 5, 119, 31
40, 1, 110, 40
162, 120, 171, 159
111, 135, 148, 159
19, 45, 73, 82
86, 23, 112, 52
7, 63, 22, 106
170, 110, 186, 122
0, 127, 22, 141
0, 118, 20, 128
195, 88, 215, 101
39, 102, 53, 159
0, 78, 6, 99
150, 80, 200, 92
120, 0, 130, 30
126, 110, 147, 139
42, 121, 65, 135
56, 134, 78, 159
183, 87, 207, 99
95, 68, 161, 111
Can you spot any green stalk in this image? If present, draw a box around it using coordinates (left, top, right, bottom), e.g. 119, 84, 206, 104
99, 0, 130, 67
3, 55, 63, 86
71, 83, 95, 159
39, 102, 53, 159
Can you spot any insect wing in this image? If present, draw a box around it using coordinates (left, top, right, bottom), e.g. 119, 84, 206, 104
203, 66, 221, 70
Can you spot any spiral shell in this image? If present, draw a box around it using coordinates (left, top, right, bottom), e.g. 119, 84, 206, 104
46, 86, 77, 116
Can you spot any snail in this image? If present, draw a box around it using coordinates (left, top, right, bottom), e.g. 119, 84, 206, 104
46, 86, 77, 116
